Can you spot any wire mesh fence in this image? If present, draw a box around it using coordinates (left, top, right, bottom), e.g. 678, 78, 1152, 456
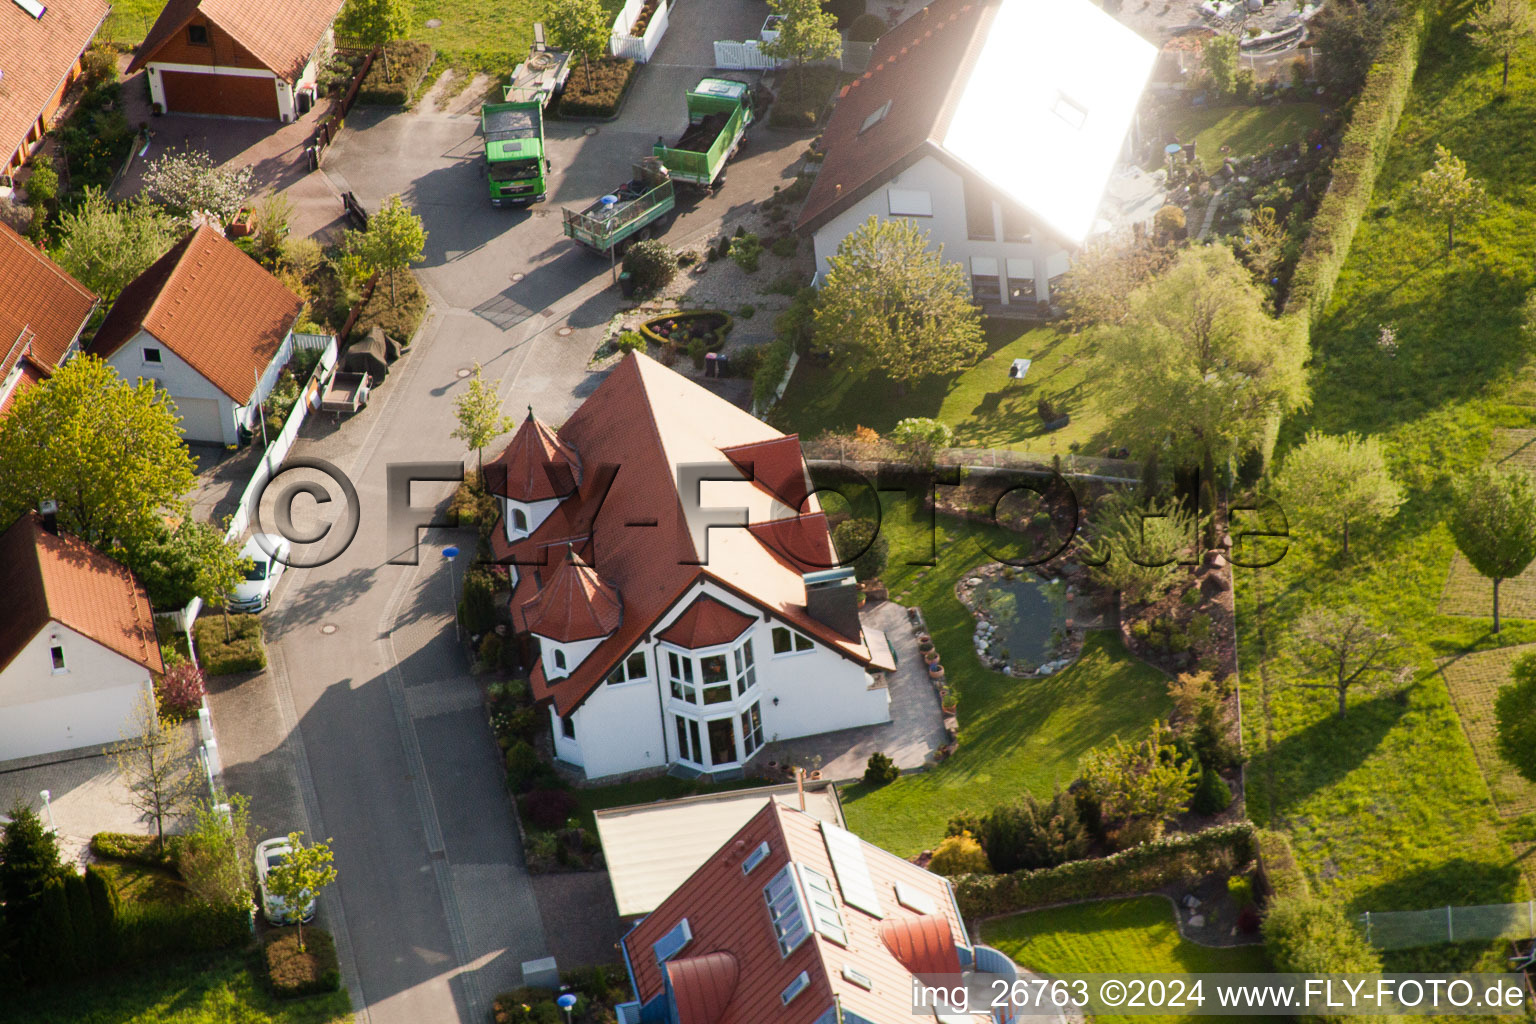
1360, 901, 1536, 950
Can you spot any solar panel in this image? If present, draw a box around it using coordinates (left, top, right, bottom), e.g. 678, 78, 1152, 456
819, 822, 883, 917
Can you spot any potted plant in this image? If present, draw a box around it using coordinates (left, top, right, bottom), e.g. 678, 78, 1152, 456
917, 633, 933, 650
924, 648, 940, 665
928, 662, 945, 681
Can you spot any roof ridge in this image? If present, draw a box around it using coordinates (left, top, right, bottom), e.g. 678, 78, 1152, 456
0, 223, 97, 303
624, 353, 703, 565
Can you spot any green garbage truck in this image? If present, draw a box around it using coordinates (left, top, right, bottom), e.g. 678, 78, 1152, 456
482, 101, 549, 206
561, 157, 676, 256
653, 78, 754, 190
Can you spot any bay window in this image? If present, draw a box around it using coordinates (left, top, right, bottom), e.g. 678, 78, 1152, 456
668, 650, 696, 703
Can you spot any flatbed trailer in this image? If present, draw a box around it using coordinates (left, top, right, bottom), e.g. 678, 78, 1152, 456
562, 158, 676, 255
653, 78, 753, 189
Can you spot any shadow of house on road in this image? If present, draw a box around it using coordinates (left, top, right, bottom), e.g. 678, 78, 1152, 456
271, 566, 382, 630
470, 250, 613, 336
406, 162, 523, 271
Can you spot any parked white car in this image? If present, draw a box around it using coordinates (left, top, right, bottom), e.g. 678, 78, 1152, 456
255, 836, 316, 925
229, 534, 291, 613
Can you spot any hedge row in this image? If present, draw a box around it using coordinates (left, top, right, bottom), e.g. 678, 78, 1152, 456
117, 899, 251, 962
264, 928, 342, 998
955, 822, 1257, 919
1282, 0, 1439, 325
355, 40, 436, 106
1254, 827, 1311, 904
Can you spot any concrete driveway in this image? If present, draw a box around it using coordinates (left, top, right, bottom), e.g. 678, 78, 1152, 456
198, 2, 822, 1023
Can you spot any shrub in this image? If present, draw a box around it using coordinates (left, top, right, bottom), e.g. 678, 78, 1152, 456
739, 304, 755, 319
116, 899, 250, 961
90, 831, 174, 868
832, 517, 888, 581
770, 66, 840, 129
928, 831, 991, 876
448, 470, 500, 529
1255, 827, 1310, 902
1191, 768, 1233, 814
193, 614, 267, 675
977, 790, 1088, 874
729, 233, 763, 273
1227, 874, 1255, 909
956, 822, 1256, 918
847, 12, 887, 40
1153, 204, 1186, 241
623, 239, 676, 292
863, 752, 899, 786
478, 632, 504, 671
460, 570, 498, 637
521, 788, 576, 830
24, 156, 58, 210
615, 330, 647, 354
504, 741, 546, 793
350, 266, 427, 343
557, 58, 637, 117
1263, 898, 1380, 1023
81, 43, 119, 87
156, 663, 206, 720
494, 987, 573, 1023
264, 927, 342, 997
770, 235, 798, 258
752, 338, 794, 410
356, 40, 436, 105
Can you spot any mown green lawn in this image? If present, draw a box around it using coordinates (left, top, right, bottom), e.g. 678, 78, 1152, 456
5, 952, 350, 1024
981, 896, 1270, 1024
777, 322, 1117, 456
833, 493, 1171, 857
1157, 101, 1329, 172
1237, 24, 1536, 917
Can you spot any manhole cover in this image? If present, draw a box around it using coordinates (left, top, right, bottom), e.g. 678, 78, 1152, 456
425, 17, 442, 26
456, 367, 472, 378
557, 326, 574, 337
320, 624, 338, 635
511, 272, 525, 282
583, 126, 598, 136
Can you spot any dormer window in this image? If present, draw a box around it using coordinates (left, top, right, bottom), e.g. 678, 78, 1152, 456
553, 649, 566, 671
512, 507, 528, 533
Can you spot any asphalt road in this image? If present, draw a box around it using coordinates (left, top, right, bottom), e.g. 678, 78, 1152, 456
220, 1, 816, 1021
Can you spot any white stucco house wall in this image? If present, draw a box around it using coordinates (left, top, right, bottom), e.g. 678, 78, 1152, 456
0, 511, 163, 762
797, 0, 1162, 310
91, 224, 303, 446
486, 352, 897, 781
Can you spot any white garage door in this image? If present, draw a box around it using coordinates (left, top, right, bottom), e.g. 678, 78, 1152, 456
174, 396, 227, 443
0, 684, 145, 761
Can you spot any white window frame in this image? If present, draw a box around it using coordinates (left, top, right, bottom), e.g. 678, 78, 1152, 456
605, 650, 649, 686
771, 625, 814, 657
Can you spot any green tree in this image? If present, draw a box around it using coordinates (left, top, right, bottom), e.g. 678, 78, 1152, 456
50, 188, 180, 302
544, 0, 610, 90
1093, 245, 1307, 523
1468, 0, 1534, 91
83, 865, 119, 967
1408, 145, 1486, 256
1290, 608, 1403, 717
1056, 240, 1172, 331
1085, 494, 1198, 606
451, 365, 513, 474
359, 193, 426, 306
0, 356, 195, 553
977, 789, 1087, 873
63, 872, 96, 971
265, 832, 338, 952
890, 416, 953, 465
179, 794, 257, 909
832, 517, 888, 581
926, 831, 991, 876
761, 0, 841, 69
1077, 721, 1197, 846
1495, 653, 1536, 785
1448, 465, 1536, 633
1202, 33, 1240, 97
1273, 430, 1403, 558
0, 804, 64, 932
336, 0, 412, 77
111, 690, 199, 854
814, 216, 984, 392
127, 519, 252, 634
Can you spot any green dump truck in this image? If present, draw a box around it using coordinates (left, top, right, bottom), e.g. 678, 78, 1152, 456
482, 101, 549, 206
562, 158, 676, 256
653, 78, 754, 190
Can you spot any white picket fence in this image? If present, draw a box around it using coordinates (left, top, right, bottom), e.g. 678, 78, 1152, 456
714, 39, 788, 70
610, 0, 671, 62
166, 333, 340, 655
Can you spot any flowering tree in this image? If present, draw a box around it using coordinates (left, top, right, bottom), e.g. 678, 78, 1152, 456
141, 149, 255, 224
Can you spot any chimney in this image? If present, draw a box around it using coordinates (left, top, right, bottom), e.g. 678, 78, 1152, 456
796, 766, 805, 810
39, 499, 58, 535
802, 567, 860, 641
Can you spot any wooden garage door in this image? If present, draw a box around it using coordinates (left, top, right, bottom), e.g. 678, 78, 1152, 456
161, 69, 279, 119
173, 396, 227, 443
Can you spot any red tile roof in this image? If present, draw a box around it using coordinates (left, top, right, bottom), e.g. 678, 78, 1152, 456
0, 221, 98, 374
487, 352, 885, 717
0, 512, 164, 677
485, 409, 580, 502
795, 0, 996, 236
0, 0, 110, 169
0, 358, 48, 416
666, 951, 739, 1024
655, 596, 755, 650
128, 0, 347, 78
722, 436, 810, 511
90, 225, 303, 402
623, 801, 971, 1024
746, 514, 838, 575
521, 548, 623, 643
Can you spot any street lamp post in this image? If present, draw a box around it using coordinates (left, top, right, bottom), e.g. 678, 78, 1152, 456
443, 545, 461, 641
39, 790, 55, 833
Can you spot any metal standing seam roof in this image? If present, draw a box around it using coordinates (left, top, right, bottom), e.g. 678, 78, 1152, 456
0, 0, 110, 169
127, 0, 348, 79
595, 781, 847, 917
89, 224, 304, 402
0, 512, 164, 677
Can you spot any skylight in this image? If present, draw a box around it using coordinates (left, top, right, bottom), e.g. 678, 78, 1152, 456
652, 918, 692, 965
12, 0, 45, 18
782, 971, 811, 1005
859, 100, 892, 135
842, 965, 873, 990
764, 865, 810, 956
895, 881, 935, 914
820, 822, 883, 917
799, 866, 848, 946
1052, 91, 1088, 130
742, 840, 771, 875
